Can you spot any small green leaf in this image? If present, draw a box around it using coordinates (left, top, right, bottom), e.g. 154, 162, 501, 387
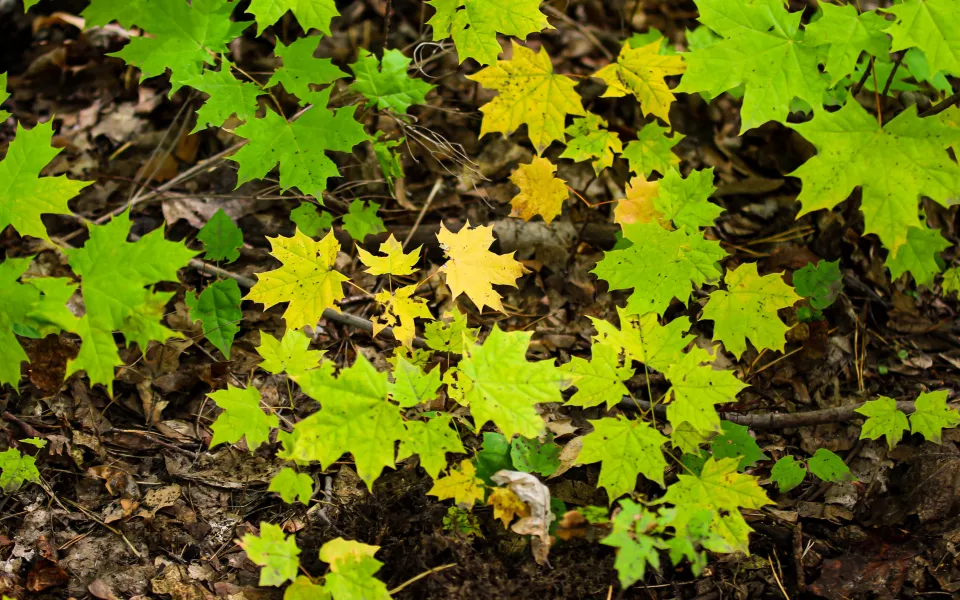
423, 308, 478, 354
247, 0, 339, 36
319, 537, 391, 600
709, 421, 768, 471
856, 397, 909, 449
342, 200, 386, 242
577, 415, 668, 501
885, 226, 950, 286
349, 49, 435, 114
793, 260, 842, 310
186, 278, 242, 359
655, 167, 721, 232
559, 113, 622, 175
390, 357, 441, 408
622, 123, 683, 179
807, 448, 852, 482
603, 499, 666, 588
909, 390, 960, 444
197, 208, 243, 263
290, 202, 333, 238
510, 435, 561, 476
397, 413, 466, 478
19, 437, 47, 448
561, 340, 634, 410
185, 64, 263, 131
240, 522, 301, 586
373, 136, 404, 195
0, 448, 40, 492
257, 329, 325, 380
266, 36, 347, 105
268, 467, 313, 504
473, 431, 513, 485
770, 456, 805, 493
207, 385, 279, 452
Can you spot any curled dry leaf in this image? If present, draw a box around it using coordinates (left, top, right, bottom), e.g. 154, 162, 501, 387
491, 469, 555, 565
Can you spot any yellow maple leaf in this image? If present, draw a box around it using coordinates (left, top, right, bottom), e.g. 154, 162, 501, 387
437, 222, 527, 313
593, 39, 686, 124
468, 42, 585, 154
487, 487, 530, 528
428, 459, 486, 507
356, 234, 421, 276
246, 229, 348, 330
614, 176, 668, 228
371, 284, 433, 348
509, 157, 569, 224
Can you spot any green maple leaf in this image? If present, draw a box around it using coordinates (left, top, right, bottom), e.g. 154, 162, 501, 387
197, 208, 243, 262
666, 347, 748, 433
0, 448, 40, 492
622, 123, 683, 179
577, 416, 668, 501
943, 266, 960, 295
593, 222, 726, 316
373, 136, 404, 195
559, 113, 623, 175
909, 390, 960, 444
0, 258, 41, 387
285, 577, 331, 600
230, 89, 371, 199
98, 0, 250, 90
342, 200, 386, 242
390, 357, 442, 408
0, 73, 9, 121
240, 522, 300, 586
884, 0, 960, 77
655, 167, 721, 231
185, 65, 263, 131
805, 4, 890, 85
788, 100, 960, 253
426, 0, 551, 65
701, 263, 800, 359
247, 0, 338, 36
561, 340, 634, 409
675, 0, 826, 131
709, 421, 768, 471
458, 326, 567, 439
319, 538, 391, 600
602, 500, 667, 588
397, 413, 466, 478
510, 435, 561, 476
770, 456, 805, 493
283, 354, 404, 487
186, 278, 242, 359
590, 308, 692, 373
659, 457, 772, 553
257, 329, 325, 379
807, 448, 852, 482
423, 308, 478, 354
886, 226, 950, 286
856, 397, 909, 449
266, 36, 346, 105
473, 431, 512, 484
290, 202, 333, 238
349, 49, 435, 114
268, 467, 313, 504
207, 384, 278, 451
793, 260, 842, 310
0, 121, 92, 240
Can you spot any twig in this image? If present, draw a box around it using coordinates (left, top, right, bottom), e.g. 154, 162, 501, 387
402, 179, 443, 250
880, 55, 902, 98
388, 563, 456, 595
850, 60, 873, 97
921, 90, 960, 117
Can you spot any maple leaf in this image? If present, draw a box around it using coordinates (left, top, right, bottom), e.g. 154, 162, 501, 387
909, 390, 960, 444
0, 258, 40, 387
239, 522, 300, 586
561, 341, 635, 409
389, 357, 442, 408
701, 263, 801, 358
655, 167, 720, 231
247, 0, 338, 36
349, 49, 435, 114
458, 326, 567, 439
944, 267, 960, 295
488, 488, 529, 528
468, 42, 585, 154
0, 121, 92, 240
285, 577, 331, 600
559, 113, 623, 174
622, 123, 683, 179
670, 422, 710, 455
397, 413, 466, 478
886, 226, 950, 286
246, 229, 348, 331
230, 89, 371, 199
666, 347, 748, 433
804, 3, 890, 85
577, 415, 668, 501
426, 0, 551, 65
423, 308, 479, 354
473, 432, 512, 484
510, 435, 560, 476
603, 500, 668, 587
197, 208, 243, 262
675, 0, 826, 131
593, 222, 726, 316
0, 449, 40, 492
207, 385, 278, 451
256, 329, 325, 379
342, 200, 386, 241
856, 397, 909, 449
709, 421, 768, 471
659, 457, 772, 553
283, 354, 404, 487
589, 308, 692, 373
185, 65, 263, 131
266, 36, 346, 105
290, 202, 333, 238
787, 100, 960, 253
807, 448, 853, 482
187, 278, 242, 359
437, 222, 526, 313
884, 0, 960, 77
428, 459, 486, 506
371, 285, 432, 348
614, 176, 664, 228
770, 456, 805, 493
0, 73, 9, 121
793, 260, 843, 310
508, 157, 569, 224
593, 39, 686, 123
357, 234, 421, 276
319, 538, 391, 600
268, 467, 313, 504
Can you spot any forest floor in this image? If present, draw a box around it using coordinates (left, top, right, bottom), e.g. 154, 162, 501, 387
3, 0, 960, 599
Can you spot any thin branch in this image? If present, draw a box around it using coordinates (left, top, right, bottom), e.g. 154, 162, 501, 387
921, 90, 960, 117
880, 55, 902, 98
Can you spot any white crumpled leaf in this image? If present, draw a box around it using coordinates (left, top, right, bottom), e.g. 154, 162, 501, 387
491, 469, 555, 565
